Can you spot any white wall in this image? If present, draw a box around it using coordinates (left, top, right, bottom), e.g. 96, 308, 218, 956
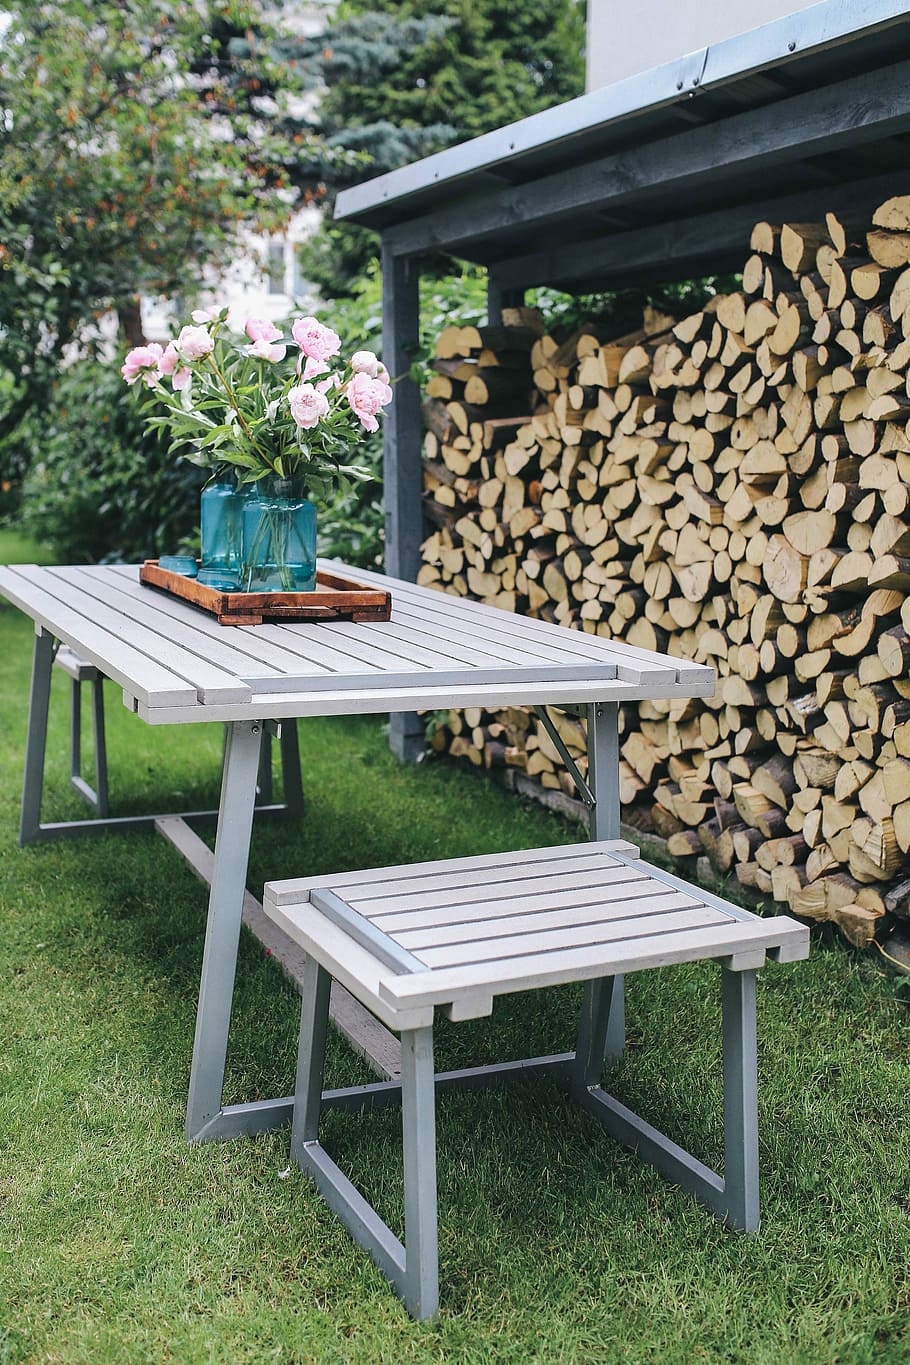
587, 0, 823, 90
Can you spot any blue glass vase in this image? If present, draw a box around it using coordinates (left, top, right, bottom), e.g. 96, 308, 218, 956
241, 477, 317, 593
200, 479, 246, 584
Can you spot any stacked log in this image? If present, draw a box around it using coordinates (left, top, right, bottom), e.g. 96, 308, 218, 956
419, 198, 910, 951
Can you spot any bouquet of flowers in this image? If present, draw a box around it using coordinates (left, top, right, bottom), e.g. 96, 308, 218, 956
121, 307, 392, 499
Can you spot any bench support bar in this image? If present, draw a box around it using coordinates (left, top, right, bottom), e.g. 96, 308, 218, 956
280, 958, 760, 1319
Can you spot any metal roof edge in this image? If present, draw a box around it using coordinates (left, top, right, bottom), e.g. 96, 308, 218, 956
335, 0, 910, 224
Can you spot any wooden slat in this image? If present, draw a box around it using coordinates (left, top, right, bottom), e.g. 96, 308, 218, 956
371, 875, 674, 934
350, 874, 665, 921
378, 915, 808, 1012
412, 904, 729, 969
37, 567, 251, 704
62, 566, 287, 686
337, 561, 712, 686
392, 890, 700, 951
264, 840, 638, 905
138, 673, 715, 726
0, 566, 197, 709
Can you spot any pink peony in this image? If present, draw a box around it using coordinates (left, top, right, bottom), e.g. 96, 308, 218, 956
247, 337, 286, 362
291, 316, 341, 365
245, 317, 282, 343
299, 354, 329, 381
159, 342, 192, 390
350, 349, 383, 378
175, 324, 214, 361
121, 343, 164, 386
346, 370, 392, 433
191, 308, 216, 323
288, 382, 330, 430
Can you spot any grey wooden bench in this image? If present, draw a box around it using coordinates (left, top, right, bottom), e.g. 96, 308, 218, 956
54, 644, 110, 815
264, 839, 809, 1319
47, 645, 302, 828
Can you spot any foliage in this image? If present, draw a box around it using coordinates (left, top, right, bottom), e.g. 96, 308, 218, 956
18, 360, 203, 563
123, 311, 387, 499
0, 572, 908, 1361
292, 0, 587, 296
0, 0, 343, 452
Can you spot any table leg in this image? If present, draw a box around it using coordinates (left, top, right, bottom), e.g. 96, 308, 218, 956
185, 718, 263, 1141
586, 701, 625, 1060
19, 627, 54, 847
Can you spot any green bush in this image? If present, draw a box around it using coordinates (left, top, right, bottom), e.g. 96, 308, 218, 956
17, 359, 204, 563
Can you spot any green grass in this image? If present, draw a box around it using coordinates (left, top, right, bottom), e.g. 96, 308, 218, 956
0, 530, 908, 1364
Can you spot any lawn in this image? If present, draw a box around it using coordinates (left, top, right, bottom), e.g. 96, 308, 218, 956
0, 530, 908, 1364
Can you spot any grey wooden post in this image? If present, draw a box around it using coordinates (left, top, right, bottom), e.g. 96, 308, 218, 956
279, 719, 304, 817
400, 1025, 439, 1319
185, 718, 263, 1140
290, 956, 332, 1161
90, 673, 110, 816
20, 627, 54, 846
486, 272, 525, 325
381, 244, 426, 763
721, 967, 760, 1231
584, 701, 625, 1060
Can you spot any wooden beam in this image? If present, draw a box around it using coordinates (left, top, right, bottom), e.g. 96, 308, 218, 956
484, 171, 910, 293
380, 57, 910, 259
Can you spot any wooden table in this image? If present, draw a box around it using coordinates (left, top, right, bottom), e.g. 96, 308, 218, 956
0, 560, 714, 1142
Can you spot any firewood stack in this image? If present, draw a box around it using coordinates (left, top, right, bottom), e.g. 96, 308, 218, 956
419, 196, 910, 951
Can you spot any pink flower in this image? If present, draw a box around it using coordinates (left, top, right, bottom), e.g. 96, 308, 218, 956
121, 343, 164, 386
299, 354, 329, 381
175, 324, 214, 361
288, 382, 330, 429
350, 350, 382, 378
245, 317, 282, 343
346, 370, 392, 433
247, 338, 286, 362
191, 308, 216, 323
159, 342, 192, 390
292, 316, 341, 364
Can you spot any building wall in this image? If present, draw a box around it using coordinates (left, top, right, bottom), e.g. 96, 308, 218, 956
586, 0, 822, 89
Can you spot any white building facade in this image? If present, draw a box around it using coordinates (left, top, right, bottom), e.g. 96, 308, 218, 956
586, 0, 822, 89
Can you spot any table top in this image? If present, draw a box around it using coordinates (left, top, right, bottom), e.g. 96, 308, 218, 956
0, 561, 714, 724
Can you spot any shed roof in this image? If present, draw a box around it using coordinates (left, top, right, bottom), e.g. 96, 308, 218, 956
335, 0, 910, 291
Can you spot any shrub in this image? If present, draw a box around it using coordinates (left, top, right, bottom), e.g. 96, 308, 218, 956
18, 359, 203, 563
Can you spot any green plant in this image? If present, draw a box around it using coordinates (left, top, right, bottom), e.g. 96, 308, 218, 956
123, 310, 386, 497
18, 359, 203, 563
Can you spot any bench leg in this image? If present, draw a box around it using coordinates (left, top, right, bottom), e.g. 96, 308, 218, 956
279, 719, 304, 817
91, 673, 110, 816
20, 628, 53, 846
586, 699, 625, 1060
290, 981, 439, 1320
571, 975, 619, 1095
572, 965, 760, 1232
400, 1026, 439, 1319
68, 675, 111, 816
721, 966, 760, 1232
290, 956, 331, 1154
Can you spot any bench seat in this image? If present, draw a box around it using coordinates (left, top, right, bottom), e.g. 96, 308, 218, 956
263, 839, 809, 1319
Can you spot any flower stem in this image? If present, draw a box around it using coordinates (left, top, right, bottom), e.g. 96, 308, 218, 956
205, 352, 279, 472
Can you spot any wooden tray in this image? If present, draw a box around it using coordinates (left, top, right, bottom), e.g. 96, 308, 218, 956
139, 561, 392, 626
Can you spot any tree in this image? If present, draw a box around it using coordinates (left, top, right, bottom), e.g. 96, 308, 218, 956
289, 0, 587, 296
0, 0, 342, 449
